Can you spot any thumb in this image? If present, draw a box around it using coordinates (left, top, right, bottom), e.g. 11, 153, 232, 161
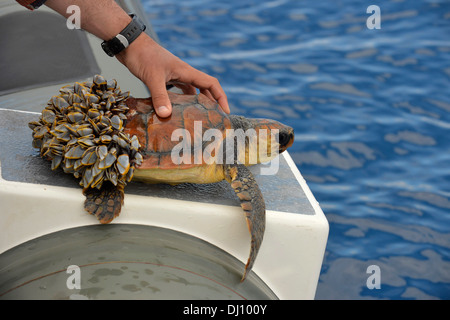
145, 78, 172, 118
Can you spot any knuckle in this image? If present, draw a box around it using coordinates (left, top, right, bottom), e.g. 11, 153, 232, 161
209, 76, 219, 87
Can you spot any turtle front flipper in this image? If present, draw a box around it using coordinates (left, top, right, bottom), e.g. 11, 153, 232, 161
224, 164, 265, 282
83, 182, 124, 224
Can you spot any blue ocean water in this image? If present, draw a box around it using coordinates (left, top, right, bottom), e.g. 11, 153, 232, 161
143, 0, 450, 299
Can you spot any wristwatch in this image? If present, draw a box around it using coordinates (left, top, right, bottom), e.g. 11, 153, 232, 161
101, 13, 146, 57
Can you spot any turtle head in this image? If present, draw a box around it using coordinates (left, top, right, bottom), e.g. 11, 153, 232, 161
228, 115, 294, 165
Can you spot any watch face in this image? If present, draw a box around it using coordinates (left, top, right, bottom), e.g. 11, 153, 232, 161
101, 42, 114, 57
102, 38, 125, 57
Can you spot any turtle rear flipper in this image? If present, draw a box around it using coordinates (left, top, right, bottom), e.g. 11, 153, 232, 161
224, 164, 265, 282
83, 182, 124, 224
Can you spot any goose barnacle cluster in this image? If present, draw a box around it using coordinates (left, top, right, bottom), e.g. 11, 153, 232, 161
29, 75, 143, 190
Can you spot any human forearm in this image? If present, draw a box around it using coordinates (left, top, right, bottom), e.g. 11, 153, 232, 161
45, 0, 130, 41
43, 0, 229, 117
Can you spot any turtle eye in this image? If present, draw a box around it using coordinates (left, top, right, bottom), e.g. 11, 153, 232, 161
278, 132, 291, 146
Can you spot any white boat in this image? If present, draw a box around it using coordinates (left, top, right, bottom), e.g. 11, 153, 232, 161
0, 0, 328, 300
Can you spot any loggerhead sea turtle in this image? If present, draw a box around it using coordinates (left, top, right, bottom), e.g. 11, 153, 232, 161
29, 75, 294, 281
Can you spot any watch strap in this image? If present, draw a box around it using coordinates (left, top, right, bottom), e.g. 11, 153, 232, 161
101, 14, 146, 57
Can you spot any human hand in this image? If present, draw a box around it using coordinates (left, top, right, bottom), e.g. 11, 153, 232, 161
43, 0, 225, 118
116, 33, 229, 118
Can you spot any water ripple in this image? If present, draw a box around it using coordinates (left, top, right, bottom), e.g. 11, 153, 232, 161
146, 0, 450, 299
